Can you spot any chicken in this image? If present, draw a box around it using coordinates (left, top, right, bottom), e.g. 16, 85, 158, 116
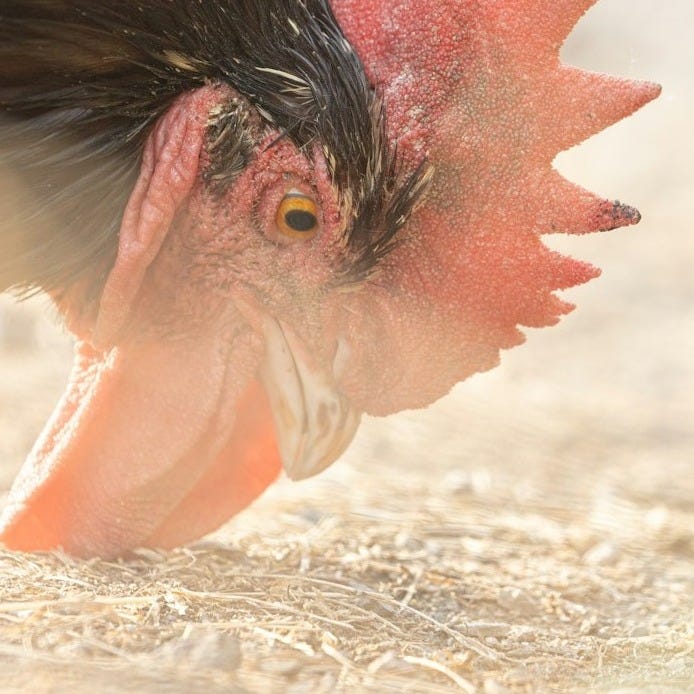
0, 1, 659, 557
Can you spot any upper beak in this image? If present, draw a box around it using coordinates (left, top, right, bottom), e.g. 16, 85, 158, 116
256, 315, 361, 481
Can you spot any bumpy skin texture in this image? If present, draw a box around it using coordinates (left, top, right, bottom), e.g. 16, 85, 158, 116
332, 0, 659, 413
0, 0, 659, 557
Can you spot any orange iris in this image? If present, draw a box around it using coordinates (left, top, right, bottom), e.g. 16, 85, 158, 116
276, 192, 320, 240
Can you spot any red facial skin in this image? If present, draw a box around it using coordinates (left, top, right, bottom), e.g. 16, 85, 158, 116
332, 0, 660, 413
0, 0, 660, 557
0, 85, 348, 556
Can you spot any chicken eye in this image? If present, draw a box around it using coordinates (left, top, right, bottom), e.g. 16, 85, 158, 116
276, 192, 319, 240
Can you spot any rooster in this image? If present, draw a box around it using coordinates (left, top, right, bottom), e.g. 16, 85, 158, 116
0, 1, 659, 557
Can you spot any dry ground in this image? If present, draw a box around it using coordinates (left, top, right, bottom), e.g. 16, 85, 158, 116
0, 2, 692, 692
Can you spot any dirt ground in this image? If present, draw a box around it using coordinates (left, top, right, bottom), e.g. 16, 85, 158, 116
0, 2, 692, 692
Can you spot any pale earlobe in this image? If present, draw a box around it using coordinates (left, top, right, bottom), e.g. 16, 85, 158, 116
92, 87, 222, 350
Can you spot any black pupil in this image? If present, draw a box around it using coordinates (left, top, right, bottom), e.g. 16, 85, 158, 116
285, 209, 317, 232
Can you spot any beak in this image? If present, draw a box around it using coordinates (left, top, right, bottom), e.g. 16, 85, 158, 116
257, 315, 361, 481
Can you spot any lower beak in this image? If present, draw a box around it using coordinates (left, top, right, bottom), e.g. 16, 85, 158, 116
257, 316, 361, 481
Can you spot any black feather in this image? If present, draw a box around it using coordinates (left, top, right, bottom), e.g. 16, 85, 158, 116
0, 0, 430, 307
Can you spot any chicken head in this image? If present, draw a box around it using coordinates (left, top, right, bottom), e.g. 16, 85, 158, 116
0, 0, 659, 556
